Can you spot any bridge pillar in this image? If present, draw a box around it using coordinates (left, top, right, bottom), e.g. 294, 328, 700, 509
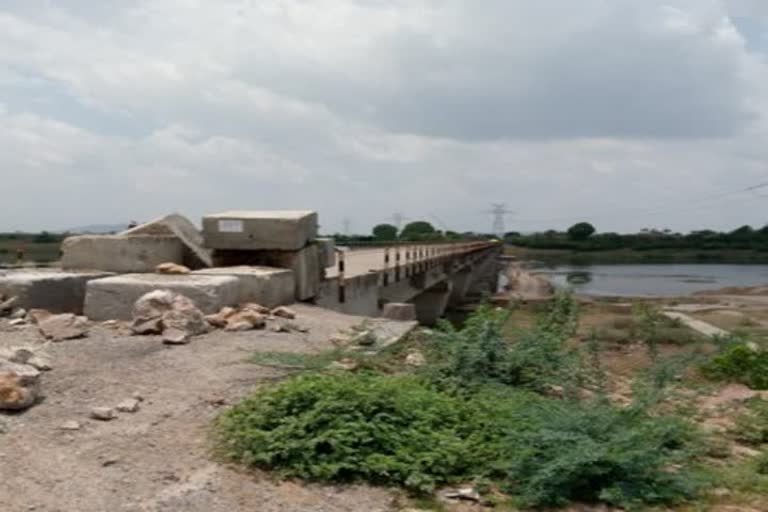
412, 280, 453, 326
448, 267, 473, 307
466, 250, 502, 300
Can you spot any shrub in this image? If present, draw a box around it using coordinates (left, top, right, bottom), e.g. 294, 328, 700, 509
428, 300, 577, 391
498, 400, 700, 509
216, 372, 487, 493
733, 399, 768, 445
701, 341, 768, 389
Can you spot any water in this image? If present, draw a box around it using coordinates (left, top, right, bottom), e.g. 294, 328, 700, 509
533, 264, 768, 297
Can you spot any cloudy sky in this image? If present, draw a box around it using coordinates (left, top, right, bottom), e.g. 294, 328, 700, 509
1, 0, 767, 235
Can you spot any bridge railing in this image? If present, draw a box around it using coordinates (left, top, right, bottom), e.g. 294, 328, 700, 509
333, 240, 500, 303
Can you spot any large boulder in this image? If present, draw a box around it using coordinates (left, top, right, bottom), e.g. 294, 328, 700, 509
0, 361, 40, 410
130, 290, 208, 344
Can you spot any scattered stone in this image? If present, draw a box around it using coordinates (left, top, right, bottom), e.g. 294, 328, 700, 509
9, 308, 27, 320
270, 323, 291, 333
242, 303, 271, 315
0, 346, 34, 365
543, 384, 566, 399
130, 290, 208, 344
27, 356, 52, 371
224, 320, 256, 332
116, 398, 141, 413
271, 306, 297, 320
222, 310, 266, 331
60, 420, 81, 431
0, 295, 18, 315
9, 318, 27, 327
26, 309, 53, 325
442, 487, 481, 503
352, 330, 376, 346
38, 313, 89, 341
155, 262, 191, 275
204, 306, 236, 328
131, 391, 144, 402
404, 350, 426, 367
101, 320, 122, 329
0, 361, 40, 410
328, 358, 359, 371
90, 407, 117, 421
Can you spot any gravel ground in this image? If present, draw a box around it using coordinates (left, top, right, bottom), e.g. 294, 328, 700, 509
0, 305, 406, 512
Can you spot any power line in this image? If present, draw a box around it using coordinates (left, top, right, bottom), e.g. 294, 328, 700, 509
511, 180, 768, 225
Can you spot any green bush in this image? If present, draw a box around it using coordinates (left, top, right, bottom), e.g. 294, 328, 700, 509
701, 341, 768, 389
428, 302, 577, 391
498, 401, 700, 509
216, 372, 486, 493
734, 399, 768, 445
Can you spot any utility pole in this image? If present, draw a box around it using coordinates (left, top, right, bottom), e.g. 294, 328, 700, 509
486, 203, 514, 239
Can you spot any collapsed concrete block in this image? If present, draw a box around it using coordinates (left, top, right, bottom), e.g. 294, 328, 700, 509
212, 245, 322, 301
84, 274, 240, 320
61, 235, 184, 273
192, 266, 295, 307
121, 213, 213, 268
0, 269, 113, 314
316, 238, 337, 269
202, 210, 318, 251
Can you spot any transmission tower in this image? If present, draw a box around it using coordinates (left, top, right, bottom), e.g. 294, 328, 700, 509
486, 203, 514, 238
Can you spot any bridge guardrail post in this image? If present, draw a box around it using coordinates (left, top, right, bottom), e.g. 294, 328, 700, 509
337, 250, 346, 303
395, 246, 401, 282
383, 247, 390, 286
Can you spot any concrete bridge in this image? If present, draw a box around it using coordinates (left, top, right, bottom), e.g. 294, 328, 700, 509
0, 211, 502, 325
318, 243, 502, 323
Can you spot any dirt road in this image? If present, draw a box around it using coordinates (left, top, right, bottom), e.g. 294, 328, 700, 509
0, 305, 400, 512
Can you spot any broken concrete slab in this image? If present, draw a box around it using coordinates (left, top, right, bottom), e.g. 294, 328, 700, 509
121, 213, 213, 269
84, 274, 240, 321
212, 245, 322, 301
0, 269, 113, 314
202, 210, 318, 251
192, 266, 295, 307
61, 235, 184, 273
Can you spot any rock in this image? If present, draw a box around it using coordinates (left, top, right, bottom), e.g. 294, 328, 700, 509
116, 398, 141, 413
0, 296, 18, 314
38, 313, 89, 341
0, 361, 40, 410
130, 290, 208, 343
352, 330, 376, 346
271, 306, 297, 320
90, 407, 116, 421
130, 317, 163, 335
162, 327, 191, 344
328, 358, 359, 371
101, 319, 121, 329
270, 323, 290, 333
0, 346, 34, 365
27, 309, 53, 324
60, 420, 81, 431
442, 487, 481, 503
27, 356, 52, 371
155, 262, 191, 275
204, 306, 237, 328
404, 350, 426, 367
9, 308, 27, 320
242, 303, 271, 315
132, 391, 144, 402
9, 318, 27, 327
224, 310, 266, 331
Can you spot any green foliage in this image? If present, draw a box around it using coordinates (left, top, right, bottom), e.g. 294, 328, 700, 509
733, 399, 768, 446
216, 373, 486, 493
400, 221, 438, 241
428, 298, 578, 391
567, 222, 597, 241
498, 401, 700, 509
248, 350, 349, 370
372, 223, 398, 241
701, 340, 768, 389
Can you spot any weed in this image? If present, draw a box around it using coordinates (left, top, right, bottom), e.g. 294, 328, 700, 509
701, 340, 768, 389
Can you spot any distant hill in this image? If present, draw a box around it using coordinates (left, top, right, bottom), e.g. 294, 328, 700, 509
61, 223, 128, 234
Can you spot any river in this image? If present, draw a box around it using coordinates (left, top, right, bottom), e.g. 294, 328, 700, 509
531, 264, 768, 297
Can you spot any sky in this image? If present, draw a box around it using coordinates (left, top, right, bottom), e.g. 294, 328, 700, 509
1, 0, 767, 235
